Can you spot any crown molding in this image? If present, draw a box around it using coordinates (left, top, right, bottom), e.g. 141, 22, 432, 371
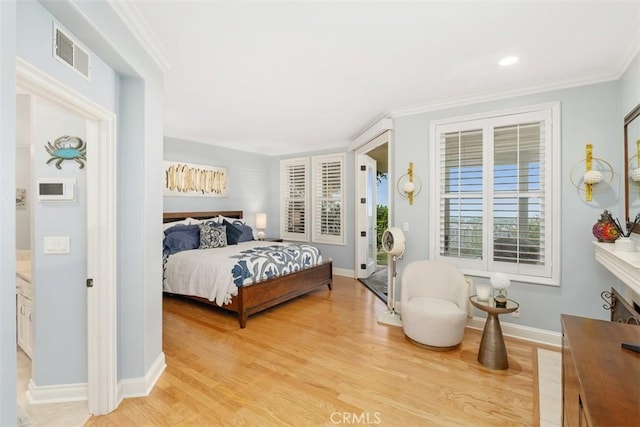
390, 72, 621, 119
107, 0, 173, 72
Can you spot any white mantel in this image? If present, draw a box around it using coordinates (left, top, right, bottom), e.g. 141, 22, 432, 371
593, 241, 640, 296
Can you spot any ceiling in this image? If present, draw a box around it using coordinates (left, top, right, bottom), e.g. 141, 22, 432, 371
132, 1, 640, 155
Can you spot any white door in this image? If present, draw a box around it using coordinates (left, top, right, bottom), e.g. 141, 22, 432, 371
357, 154, 377, 278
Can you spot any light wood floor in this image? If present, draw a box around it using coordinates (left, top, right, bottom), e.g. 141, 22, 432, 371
86, 276, 546, 426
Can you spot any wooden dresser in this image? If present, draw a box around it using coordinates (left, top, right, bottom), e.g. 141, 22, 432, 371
561, 315, 640, 426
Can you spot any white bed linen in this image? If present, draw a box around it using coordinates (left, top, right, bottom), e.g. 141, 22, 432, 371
163, 241, 291, 306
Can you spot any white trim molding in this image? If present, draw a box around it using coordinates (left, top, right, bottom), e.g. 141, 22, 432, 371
118, 352, 166, 403
349, 118, 393, 152
106, 0, 173, 72
16, 57, 119, 415
466, 316, 562, 348
27, 380, 87, 404
333, 267, 355, 278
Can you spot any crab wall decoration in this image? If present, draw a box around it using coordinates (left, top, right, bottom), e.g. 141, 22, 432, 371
45, 135, 87, 169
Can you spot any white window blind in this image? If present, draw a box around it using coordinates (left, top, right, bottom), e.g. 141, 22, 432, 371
312, 154, 345, 245
280, 158, 309, 241
432, 104, 558, 283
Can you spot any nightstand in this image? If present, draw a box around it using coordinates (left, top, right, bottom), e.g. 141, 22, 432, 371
263, 237, 284, 242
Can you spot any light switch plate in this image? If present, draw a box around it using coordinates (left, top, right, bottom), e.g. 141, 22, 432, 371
44, 236, 70, 254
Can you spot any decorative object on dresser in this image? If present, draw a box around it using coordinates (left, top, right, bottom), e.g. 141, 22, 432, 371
591, 210, 622, 242
561, 315, 639, 427
624, 101, 640, 234
162, 211, 333, 328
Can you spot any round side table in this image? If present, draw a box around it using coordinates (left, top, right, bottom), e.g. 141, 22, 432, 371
469, 295, 519, 370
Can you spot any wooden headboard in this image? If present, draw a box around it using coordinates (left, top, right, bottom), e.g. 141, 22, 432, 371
163, 211, 243, 224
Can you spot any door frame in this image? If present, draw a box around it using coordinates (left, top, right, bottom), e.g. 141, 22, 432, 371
352, 129, 393, 279
16, 58, 118, 414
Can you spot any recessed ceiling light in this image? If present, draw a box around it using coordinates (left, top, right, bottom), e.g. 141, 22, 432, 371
499, 56, 519, 67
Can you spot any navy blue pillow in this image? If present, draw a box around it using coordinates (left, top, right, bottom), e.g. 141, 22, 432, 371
233, 220, 254, 243
164, 230, 199, 255
164, 223, 200, 237
222, 219, 243, 245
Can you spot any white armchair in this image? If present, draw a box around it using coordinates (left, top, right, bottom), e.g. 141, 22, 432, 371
400, 260, 468, 350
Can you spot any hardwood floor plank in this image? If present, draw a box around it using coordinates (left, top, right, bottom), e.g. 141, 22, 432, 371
86, 276, 544, 426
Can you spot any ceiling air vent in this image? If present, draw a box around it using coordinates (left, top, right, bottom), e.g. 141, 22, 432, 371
53, 25, 90, 80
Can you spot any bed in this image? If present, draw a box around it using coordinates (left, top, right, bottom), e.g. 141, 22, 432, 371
162, 211, 333, 328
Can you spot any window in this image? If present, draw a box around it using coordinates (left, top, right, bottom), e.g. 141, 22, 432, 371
430, 103, 560, 285
312, 154, 346, 245
280, 158, 309, 241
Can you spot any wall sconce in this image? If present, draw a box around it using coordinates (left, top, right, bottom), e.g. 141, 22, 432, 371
397, 162, 422, 205
570, 144, 613, 202
255, 212, 267, 240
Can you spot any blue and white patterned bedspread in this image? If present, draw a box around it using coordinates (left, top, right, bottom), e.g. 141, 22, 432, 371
231, 244, 323, 286
163, 241, 324, 306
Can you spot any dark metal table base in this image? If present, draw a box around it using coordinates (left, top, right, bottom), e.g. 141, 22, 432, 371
477, 313, 509, 370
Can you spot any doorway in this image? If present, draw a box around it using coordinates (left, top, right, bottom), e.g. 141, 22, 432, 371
355, 132, 391, 303
16, 59, 118, 415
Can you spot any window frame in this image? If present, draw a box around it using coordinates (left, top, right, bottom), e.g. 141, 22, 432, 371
311, 153, 346, 245
280, 157, 310, 242
429, 102, 561, 286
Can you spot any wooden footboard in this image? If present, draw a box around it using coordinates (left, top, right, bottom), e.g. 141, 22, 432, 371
223, 260, 333, 327
163, 211, 333, 328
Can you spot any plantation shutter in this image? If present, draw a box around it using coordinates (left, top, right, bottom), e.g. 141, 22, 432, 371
280, 158, 309, 241
433, 105, 556, 282
439, 128, 484, 262
492, 122, 545, 272
312, 154, 345, 245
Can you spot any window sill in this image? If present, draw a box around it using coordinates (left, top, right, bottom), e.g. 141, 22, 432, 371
461, 268, 560, 287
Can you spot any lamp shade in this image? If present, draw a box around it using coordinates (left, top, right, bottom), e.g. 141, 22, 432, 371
256, 213, 267, 229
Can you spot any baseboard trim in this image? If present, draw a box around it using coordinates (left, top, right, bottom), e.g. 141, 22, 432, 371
466, 316, 562, 348
333, 267, 354, 278
118, 352, 166, 403
26, 379, 88, 404
25, 352, 167, 406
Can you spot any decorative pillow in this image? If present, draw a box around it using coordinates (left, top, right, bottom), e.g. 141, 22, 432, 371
199, 222, 227, 248
219, 215, 244, 224
162, 218, 191, 232
164, 223, 200, 237
222, 219, 244, 245
233, 220, 254, 243
163, 231, 199, 255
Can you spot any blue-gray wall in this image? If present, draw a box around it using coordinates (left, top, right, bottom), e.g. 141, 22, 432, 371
0, 0, 165, 418
164, 137, 276, 233
0, 1, 17, 423
392, 79, 629, 332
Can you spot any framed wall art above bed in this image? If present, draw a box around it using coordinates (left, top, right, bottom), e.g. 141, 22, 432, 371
163, 161, 229, 197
